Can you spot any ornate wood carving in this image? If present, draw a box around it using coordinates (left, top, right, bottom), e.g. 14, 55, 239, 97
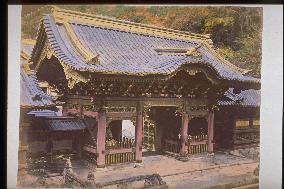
105, 106, 136, 113
143, 106, 156, 151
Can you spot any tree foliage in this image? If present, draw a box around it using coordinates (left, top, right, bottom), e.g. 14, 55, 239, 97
22, 5, 262, 78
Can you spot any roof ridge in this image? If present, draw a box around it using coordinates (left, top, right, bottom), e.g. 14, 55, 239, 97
51, 6, 213, 45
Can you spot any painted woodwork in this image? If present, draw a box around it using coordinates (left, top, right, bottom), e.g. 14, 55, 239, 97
180, 112, 189, 155
143, 107, 156, 151
135, 102, 143, 163
207, 111, 214, 153
96, 109, 107, 167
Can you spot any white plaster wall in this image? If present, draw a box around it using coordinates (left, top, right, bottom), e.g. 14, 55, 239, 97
122, 120, 135, 139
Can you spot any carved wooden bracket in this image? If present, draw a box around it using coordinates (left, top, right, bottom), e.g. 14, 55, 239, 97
186, 105, 210, 119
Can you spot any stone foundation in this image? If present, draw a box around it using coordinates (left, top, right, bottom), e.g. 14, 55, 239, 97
229, 147, 259, 160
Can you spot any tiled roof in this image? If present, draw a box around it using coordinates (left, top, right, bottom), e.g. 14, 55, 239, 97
31, 8, 260, 84
20, 65, 55, 108
27, 109, 58, 117
218, 88, 261, 107
44, 117, 86, 131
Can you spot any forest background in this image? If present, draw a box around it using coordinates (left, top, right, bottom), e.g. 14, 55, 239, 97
22, 5, 262, 78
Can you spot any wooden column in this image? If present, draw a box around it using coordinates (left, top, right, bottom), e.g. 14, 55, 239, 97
180, 112, 189, 155
207, 111, 214, 153
96, 108, 107, 168
135, 102, 143, 163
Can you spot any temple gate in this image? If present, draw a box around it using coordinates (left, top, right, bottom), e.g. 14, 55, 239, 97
27, 7, 260, 167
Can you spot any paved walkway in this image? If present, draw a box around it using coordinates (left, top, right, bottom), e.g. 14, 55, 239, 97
71, 152, 258, 188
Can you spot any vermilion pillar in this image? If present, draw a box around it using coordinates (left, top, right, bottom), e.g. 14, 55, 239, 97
180, 112, 189, 155
96, 108, 107, 167
207, 111, 214, 153
135, 102, 143, 163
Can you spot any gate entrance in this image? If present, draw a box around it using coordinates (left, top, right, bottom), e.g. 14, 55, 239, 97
142, 107, 210, 156
143, 106, 181, 154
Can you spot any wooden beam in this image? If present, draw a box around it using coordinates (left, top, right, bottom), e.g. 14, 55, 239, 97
83, 110, 98, 118
106, 112, 136, 118
106, 148, 134, 155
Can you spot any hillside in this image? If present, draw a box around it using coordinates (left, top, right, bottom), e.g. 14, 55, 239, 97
22, 5, 262, 78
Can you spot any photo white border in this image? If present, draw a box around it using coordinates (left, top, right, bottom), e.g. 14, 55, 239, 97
7, 5, 21, 188
260, 5, 283, 189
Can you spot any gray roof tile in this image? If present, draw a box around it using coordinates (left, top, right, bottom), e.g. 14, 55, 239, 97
45, 117, 86, 131
38, 14, 260, 83
218, 88, 261, 107
20, 65, 55, 108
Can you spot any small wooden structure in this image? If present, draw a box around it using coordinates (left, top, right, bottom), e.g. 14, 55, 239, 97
18, 40, 58, 182
18, 40, 86, 185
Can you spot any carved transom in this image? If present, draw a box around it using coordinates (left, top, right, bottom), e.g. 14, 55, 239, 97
105, 106, 136, 113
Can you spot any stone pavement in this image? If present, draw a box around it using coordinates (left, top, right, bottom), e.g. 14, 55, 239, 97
71, 152, 259, 188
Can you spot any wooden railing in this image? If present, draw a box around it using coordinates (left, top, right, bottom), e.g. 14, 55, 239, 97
105, 151, 136, 165
106, 137, 135, 149
83, 137, 136, 165
187, 134, 208, 155
163, 135, 208, 155
105, 137, 136, 165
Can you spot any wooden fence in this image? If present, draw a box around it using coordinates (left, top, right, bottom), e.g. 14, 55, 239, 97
105, 137, 136, 165
187, 134, 208, 154
163, 134, 208, 155
83, 137, 136, 165
105, 152, 136, 165
106, 137, 135, 149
